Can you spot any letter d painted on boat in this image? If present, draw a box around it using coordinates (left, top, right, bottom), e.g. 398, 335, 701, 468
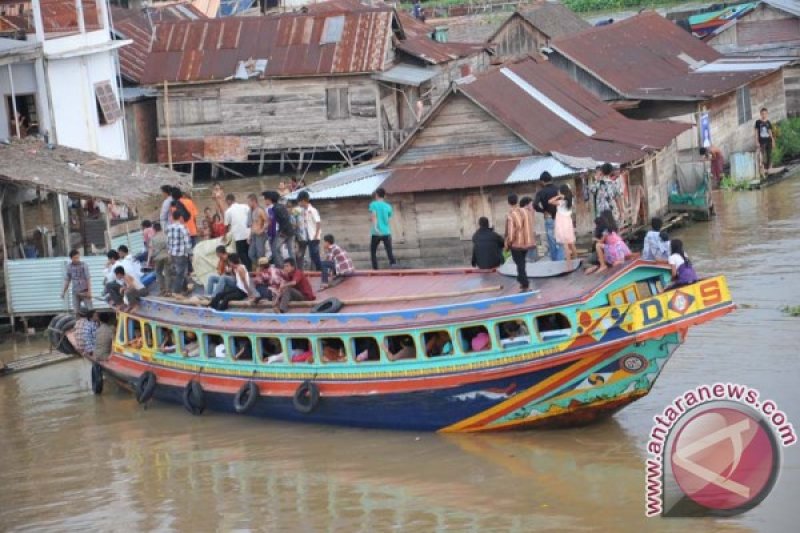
641, 300, 664, 326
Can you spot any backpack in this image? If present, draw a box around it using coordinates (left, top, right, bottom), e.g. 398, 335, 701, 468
273, 204, 295, 237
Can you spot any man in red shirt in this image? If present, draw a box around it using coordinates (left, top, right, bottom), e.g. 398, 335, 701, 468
274, 258, 315, 313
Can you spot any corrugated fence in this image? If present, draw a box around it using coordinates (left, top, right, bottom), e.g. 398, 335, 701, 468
5, 231, 145, 316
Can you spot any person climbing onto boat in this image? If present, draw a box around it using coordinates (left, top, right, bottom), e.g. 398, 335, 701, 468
114, 265, 148, 312
549, 184, 577, 261
533, 172, 564, 261
642, 217, 670, 262
320, 234, 354, 290
380, 335, 416, 361
62, 248, 92, 316
369, 187, 397, 270
252, 257, 283, 302
117, 245, 142, 284
209, 253, 251, 311
504, 193, 535, 292
274, 258, 315, 314
471, 216, 504, 270
93, 312, 115, 361
667, 239, 698, 288
73, 308, 97, 357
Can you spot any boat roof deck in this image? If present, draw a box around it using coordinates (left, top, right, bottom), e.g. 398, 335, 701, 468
134, 261, 667, 333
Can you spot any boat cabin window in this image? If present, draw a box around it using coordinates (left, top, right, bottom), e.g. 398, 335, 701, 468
143, 324, 154, 349
207, 334, 227, 360
158, 327, 177, 354
125, 320, 143, 349
609, 285, 639, 306
536, 313, 572, 342
179, 331, 201, 358
497, 319, 532, 349
459, 325, 492, 353
320, 337, 347, 363
288, 338, 313, 364
353, 337, 380, 363
230, 336, 253, 361
260, 337, 285, 364
424, 331, 454, 357
382, 335, 416, 362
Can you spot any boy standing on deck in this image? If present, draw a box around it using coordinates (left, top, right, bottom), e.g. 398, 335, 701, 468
368, 187, 397, 270
62, 249, 92, 315
167, 211, 192, 296
505, 193, 534, 293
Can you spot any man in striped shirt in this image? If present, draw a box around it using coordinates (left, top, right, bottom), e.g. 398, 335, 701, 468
504, 193, 536, 292
167, 211, 192, 296
320, 234, 354, 289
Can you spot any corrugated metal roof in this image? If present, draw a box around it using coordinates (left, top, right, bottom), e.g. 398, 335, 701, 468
695, 59, 789, 72
139, 7, 396, 83
306, 172, 390, 199
551, 11, 783, 100
373, 63, 437, 86
765, 0, 800, 18
6, 256, 110, 315
505, 155, 578, 184
517, 1, 590, 39
395, 38, 488, 65
454, 59, 688, 164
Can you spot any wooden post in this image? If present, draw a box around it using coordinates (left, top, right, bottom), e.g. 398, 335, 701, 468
279, 151, 285, 173
7, 64, 20, 138
258, 149, 266, 175
104, 209, 112, 251
163, 80, 173, 170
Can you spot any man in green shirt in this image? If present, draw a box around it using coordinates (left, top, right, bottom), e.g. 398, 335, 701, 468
368, 188, 397, 269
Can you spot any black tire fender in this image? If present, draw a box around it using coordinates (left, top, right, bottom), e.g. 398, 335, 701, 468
91, 363, 104, 395
135, 371, 157, 404
183, 380, 206, 416
292, 380, 320, 414
311, 298, 343, 314
233, 381, 259, 414
50, 314, 78, 355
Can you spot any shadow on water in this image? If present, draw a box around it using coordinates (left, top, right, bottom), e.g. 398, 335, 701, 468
1, 178, 799, 531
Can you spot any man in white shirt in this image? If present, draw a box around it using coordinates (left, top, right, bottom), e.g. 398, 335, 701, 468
298, 191, 322, 271
103, 250, 123, 305
117, 245, 143, 284
224, 193, 252, 270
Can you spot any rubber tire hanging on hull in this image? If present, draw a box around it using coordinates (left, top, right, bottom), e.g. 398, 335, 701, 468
233, 381, 259, 414
293, 380, 320, 414
311, 298, 343, 314
183, 380, 206, 415
49, 314, 77, 355
135, 371, 157, 404
91, 363, 104, 394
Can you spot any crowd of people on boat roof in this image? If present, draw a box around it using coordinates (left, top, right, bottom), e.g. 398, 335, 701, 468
62, 162, 699, 319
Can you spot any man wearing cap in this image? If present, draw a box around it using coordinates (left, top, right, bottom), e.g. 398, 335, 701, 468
252, 257, 283, 302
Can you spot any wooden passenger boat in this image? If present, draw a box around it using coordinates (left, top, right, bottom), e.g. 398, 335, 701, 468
63, 260, 735, 432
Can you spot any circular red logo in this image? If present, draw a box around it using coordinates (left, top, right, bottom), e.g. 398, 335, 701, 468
670, 406, 779, 512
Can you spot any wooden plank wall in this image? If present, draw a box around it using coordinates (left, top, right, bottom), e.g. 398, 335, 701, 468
392, 94, 533, 166
156, 75, 381, 156
489, 16, 544, 62
785, 65, 800, 118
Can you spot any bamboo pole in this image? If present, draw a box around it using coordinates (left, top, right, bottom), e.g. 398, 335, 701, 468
163, 80, 173, 170
7, 65, 20, 138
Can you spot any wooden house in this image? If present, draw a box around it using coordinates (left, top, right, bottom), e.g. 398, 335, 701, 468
705, 0, 800, 117
290, 58, 688, 269
546, 11, 789, 159
488, 1, 590, 61
129, 0, 491, 171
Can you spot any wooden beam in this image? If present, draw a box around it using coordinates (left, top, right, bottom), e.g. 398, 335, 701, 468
192, 154, 244, 178
163, 80, 173, 170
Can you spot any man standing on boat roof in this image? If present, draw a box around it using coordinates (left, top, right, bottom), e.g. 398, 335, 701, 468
369, 187, 397, 270
533, 172, 564, 261
505, 193, 535, 292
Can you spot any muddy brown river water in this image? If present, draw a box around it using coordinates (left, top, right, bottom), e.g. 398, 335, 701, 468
1, 178, 799, 532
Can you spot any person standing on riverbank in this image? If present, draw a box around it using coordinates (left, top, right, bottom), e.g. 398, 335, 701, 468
505, 193, 534, 292
62, 249, 92, 315
533, 172, 563, 261
700, 145, 725, 188
755, 107, 775, 175
369, 188, 397, 270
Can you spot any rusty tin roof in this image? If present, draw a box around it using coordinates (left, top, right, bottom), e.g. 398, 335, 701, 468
550, 11, 783, 100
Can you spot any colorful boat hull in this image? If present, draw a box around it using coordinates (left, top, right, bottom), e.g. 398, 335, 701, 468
83, 266, 735, 432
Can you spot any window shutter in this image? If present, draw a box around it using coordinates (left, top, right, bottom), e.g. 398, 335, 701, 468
94, 81, 122, 125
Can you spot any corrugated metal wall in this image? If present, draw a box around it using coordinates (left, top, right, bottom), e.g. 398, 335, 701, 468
5, 231, 144, 316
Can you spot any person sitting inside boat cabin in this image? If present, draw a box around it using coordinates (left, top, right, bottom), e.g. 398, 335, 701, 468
380, 335, 416, 361
113, 266, 148, 312
262, 338, 286, 364
642, 217, 670, 262
274, 258, 315, 314
253, 257, 283, 303
126, 323, 144, 350
183, 331, 201, 358
206, 245, 234, 297
500, 320, 531, 348
462, 327, 491, 353
160, 330, 176, 353
233, 338, 253, 361
585, 211, 630, 274
320, 234, 354, 290
94, 312, 115, 361
210, 253, 251, 311
425, 331, 453, 357
74, 308, 98, 357
322, 338, 347, 363
667, 239, 698, 289
471, 216, 504, 270
290, 339, 313, 363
